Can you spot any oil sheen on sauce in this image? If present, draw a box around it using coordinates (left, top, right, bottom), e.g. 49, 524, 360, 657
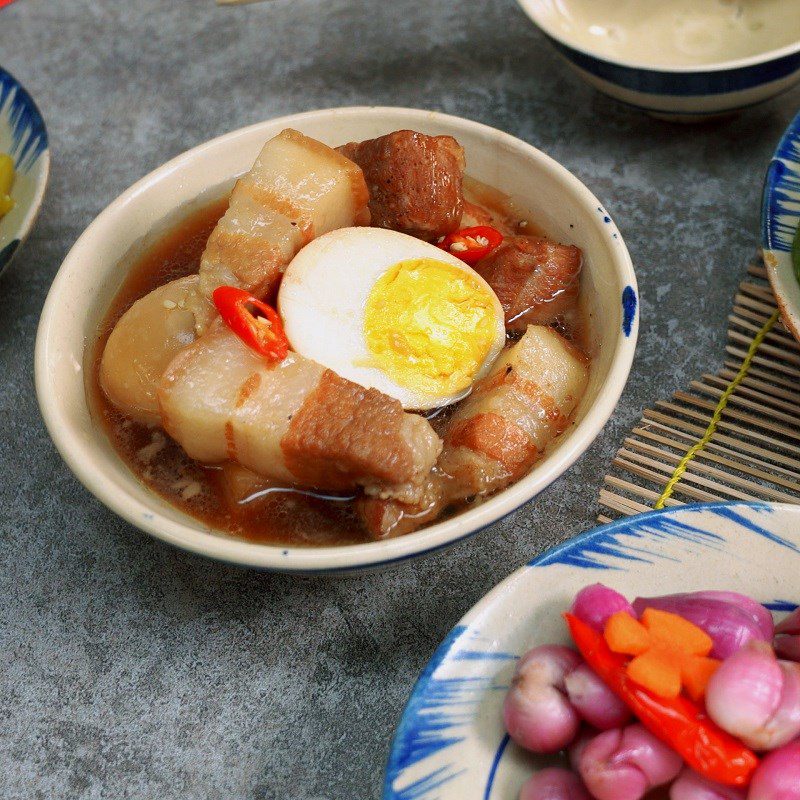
544, 0, 800, 66
90, 184, 586, 547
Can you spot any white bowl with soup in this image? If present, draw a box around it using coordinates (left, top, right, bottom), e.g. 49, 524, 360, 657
35, 107, 637, 573
518, 0, 800, 120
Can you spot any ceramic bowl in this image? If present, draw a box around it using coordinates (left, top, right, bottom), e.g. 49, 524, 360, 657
384, 502, 800, 799
0, 66, 49, 275
763, 109, 800, 342
35, 106, 637, 573
517, 1, 800, 121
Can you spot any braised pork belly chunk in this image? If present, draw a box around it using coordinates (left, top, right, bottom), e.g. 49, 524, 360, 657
357, 326, 589, 539
94, 126, 591, 545
337, 130, 465, 241
158, 322, 441, 502
475, 236, 582, 331
198, 128, 370, 319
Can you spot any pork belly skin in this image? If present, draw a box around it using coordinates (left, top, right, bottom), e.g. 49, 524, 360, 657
337, 130, 465, 241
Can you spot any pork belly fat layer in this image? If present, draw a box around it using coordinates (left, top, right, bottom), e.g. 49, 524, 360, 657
158, 323, 441, 497
337, 130, 465, 241
443, 325, 589, 498
475, 236, 582, 331
158, 321, 323, 484
198, 128, 370, 305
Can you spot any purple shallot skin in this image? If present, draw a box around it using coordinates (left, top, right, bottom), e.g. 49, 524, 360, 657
576, 724, 682, 800
570, 584, 634, 632
504, 645, 582, 753
669, 768, 746, 800
518, 767, 591, 800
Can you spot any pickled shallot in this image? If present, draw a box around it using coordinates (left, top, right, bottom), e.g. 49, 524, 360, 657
704, 642, 800, 751
563, 663, 630, 730
774, 606, 800, 662
519, 768, 591, 800
569, 584, 634, 632
504, 584, 800, 799
503, 645, 582, 753
669, 769, 746, 800
575, 724, 682, 800
748, 741, 800, 800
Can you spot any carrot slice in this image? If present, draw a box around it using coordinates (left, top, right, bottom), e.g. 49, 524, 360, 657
640, 608, 714, 656
627, 647, 683, 699
681, 656, 721, 702
604, 611, 650, 655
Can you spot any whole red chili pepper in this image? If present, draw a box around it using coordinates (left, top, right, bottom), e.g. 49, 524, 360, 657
212, 285, 289, 363
565, 613, 758, 788
436, 225, 503, 265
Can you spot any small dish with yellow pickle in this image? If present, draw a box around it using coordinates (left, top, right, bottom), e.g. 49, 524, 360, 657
0, 65, 49, 275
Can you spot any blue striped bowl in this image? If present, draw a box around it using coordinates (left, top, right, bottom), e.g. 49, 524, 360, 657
384, 502, 800, 799
763, 110, 800, 342
517, 1, 800, 121
0, 66, 49, 276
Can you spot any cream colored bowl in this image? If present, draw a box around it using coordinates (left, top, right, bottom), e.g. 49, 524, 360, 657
35, 107, 638, 572
517, 0, 800, 121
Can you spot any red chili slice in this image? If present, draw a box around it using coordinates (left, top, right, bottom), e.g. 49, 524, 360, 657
566, 613, 759, 788
436, 225, 503, 265
212, 286, 289, 363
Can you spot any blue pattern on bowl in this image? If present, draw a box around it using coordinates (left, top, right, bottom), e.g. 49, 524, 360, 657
0, 65, 49, 277
549, 37, 800, 99
0, 68, 48, 172
384, 502, 800, 800
621, 285, 637, 337
762, 110, 800, 254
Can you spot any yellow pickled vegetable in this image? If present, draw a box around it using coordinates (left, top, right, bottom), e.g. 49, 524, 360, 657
0, 154, 15, 219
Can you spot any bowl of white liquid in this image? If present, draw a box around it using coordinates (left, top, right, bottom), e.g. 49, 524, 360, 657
518, 0, 800, 120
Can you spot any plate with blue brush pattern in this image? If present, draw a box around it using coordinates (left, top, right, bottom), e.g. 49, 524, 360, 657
383, 502, 800, 800
0, 65, 49, 277
763, 109, 800, 343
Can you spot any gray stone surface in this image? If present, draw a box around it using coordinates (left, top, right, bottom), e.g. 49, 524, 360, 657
1, 1, 799, 798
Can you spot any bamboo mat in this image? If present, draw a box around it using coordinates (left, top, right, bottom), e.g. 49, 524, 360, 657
598, 258, 800, 524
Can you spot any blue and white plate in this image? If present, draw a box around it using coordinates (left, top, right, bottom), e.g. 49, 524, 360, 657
384, 502, 800, 800
0, 65, 49, 276
763, 110, 800, 344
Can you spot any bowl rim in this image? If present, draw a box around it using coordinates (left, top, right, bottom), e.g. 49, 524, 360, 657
516, 0, 800, 75
0, 64, 50, 272
762, 108, 800, 343
35, 105, 638, 572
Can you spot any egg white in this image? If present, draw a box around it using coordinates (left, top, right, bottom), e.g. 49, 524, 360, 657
277, 227, 506, 410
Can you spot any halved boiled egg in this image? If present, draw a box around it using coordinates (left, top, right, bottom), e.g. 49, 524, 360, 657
278, 227, 506, 410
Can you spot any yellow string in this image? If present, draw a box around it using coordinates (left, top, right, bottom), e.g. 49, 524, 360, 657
654, 309, 780, 510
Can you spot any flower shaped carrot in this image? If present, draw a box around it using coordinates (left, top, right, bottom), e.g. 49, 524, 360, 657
603, 608, 720, 700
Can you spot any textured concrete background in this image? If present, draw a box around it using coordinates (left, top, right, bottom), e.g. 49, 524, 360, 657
1, 1, 799, 798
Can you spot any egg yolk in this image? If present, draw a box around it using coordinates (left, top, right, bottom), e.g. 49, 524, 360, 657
364, 258, 498, 398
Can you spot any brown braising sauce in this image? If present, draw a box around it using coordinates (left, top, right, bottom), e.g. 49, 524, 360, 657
90, 183, 589, 547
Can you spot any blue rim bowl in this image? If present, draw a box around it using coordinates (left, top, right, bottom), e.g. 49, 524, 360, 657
517, 1, 800, 121
0, 65, 49, 276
